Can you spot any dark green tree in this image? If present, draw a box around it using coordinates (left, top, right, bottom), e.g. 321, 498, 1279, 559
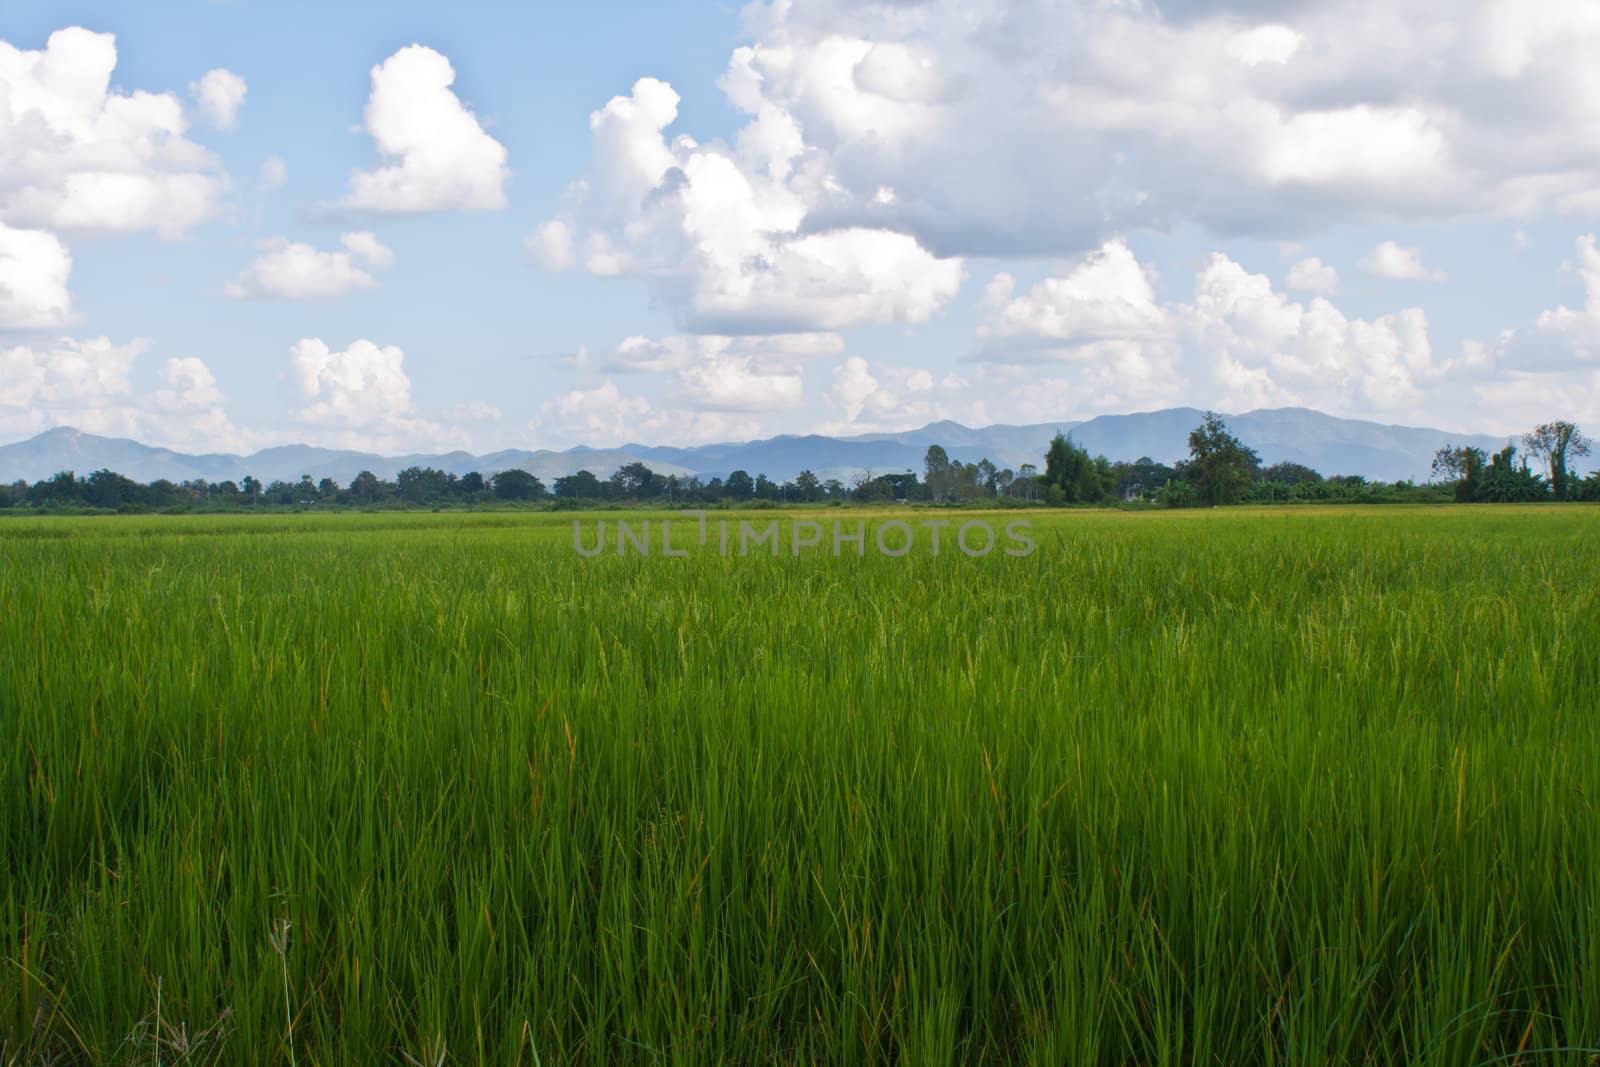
1431, 445, 1486, 503
1044, 434, 1115, 504
553, 470, 604, 498
348, 470, 383, 503
492, 468, 545, 500
84, 469, 138, 509
794, 469, 822, 501
1184, 413, 1259, 505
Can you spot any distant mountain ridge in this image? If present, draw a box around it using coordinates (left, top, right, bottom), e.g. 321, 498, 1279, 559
0, 408, 1518, 487
0, 428, 696, 486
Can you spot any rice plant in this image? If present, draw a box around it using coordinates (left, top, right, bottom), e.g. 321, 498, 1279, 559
2, 506, 1596, 1064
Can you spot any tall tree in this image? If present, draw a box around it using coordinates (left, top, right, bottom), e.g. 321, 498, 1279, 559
1185, 413, 1259, 505
1522, 421, 1592, 500
977, 458, 998, 496
924, 445, 952, 502
794, 469, 821, 502
1432, 445, 1486, 503
725, 470, 755, 499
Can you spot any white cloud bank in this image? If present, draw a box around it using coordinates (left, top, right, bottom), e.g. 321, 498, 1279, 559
532, 0, 1600, 315
0, 337, 245, 450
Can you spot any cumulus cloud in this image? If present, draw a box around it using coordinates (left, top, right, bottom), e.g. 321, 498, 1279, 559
0, 221, 73, 329
342, 45, 509, 215
540, 0, 1600, 265
0, 337, 252, 450
820, 356, 984, 434
1285, 256, 1339, 294
525, 219, 575, 270
259, 156, 287, 191
1187, 253, 1443, 411
0, 335, 141, 413
189, 68, 246, 130
532, 378, 768, 449
289, 338, 459, 450
154, 356, 223, 409
1361, 240, 1445, 282
978, 239, 1170, 358
589, 332, 841, 413
532, 77, 964, 334
0, 27, 227, 237
1493, 235, 1600, 370
226, 232, 394, 300
973, 239, 1456, 416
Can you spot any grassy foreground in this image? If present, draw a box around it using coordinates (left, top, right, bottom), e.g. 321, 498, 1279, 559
2, 506, 1597, 1065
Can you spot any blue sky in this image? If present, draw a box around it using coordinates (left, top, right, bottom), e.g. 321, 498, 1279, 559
3, 0, 1600, 455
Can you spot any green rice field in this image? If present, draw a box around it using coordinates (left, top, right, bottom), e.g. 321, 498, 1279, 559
2, 506, 1598, 1065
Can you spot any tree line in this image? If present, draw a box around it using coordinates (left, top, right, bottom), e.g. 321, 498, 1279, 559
1030, 413, 1600, 507
4, 415, 1595, 513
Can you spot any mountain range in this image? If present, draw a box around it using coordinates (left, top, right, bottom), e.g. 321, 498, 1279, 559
0, 408, 1518, 488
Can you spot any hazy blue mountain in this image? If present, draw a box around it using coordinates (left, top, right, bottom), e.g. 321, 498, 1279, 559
617, 420, 1082, 481
620, 409, 1514, 483
0, 427, 693, 485
0, 409, 1521, 487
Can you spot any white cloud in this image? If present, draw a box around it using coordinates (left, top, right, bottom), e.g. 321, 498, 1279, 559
973, 240, 1455, 417
189, 68, 246, 130
0, 27, 227, 237
155, 356, 223, 408
828, 356, 880, 425
820, 356, 985, 435
288, 338, 458, 451
1494, 234, 1600, 369
0, 337, 251, 451
0, 335, 141, 412
532, 378, 766, 449
226, 232, 394, 300
1187, 253, 1444, 412
977, 239, 1170, 357
1227, 25, 1303, 67
526, 219, 575, 270
259, 156, 287, 190
593, 332, 840, 412
339, 230, 395, 270
1285, 256, 1340, 294
0, 221, 73, 329
678, 354, 803, 411
546, 0, 1600, 264
342, 45, 509, 215
532, 77, 964, 333
1360, 240, 1446, 282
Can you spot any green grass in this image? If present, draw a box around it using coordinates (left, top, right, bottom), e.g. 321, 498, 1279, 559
2, 506, 1597, 1065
